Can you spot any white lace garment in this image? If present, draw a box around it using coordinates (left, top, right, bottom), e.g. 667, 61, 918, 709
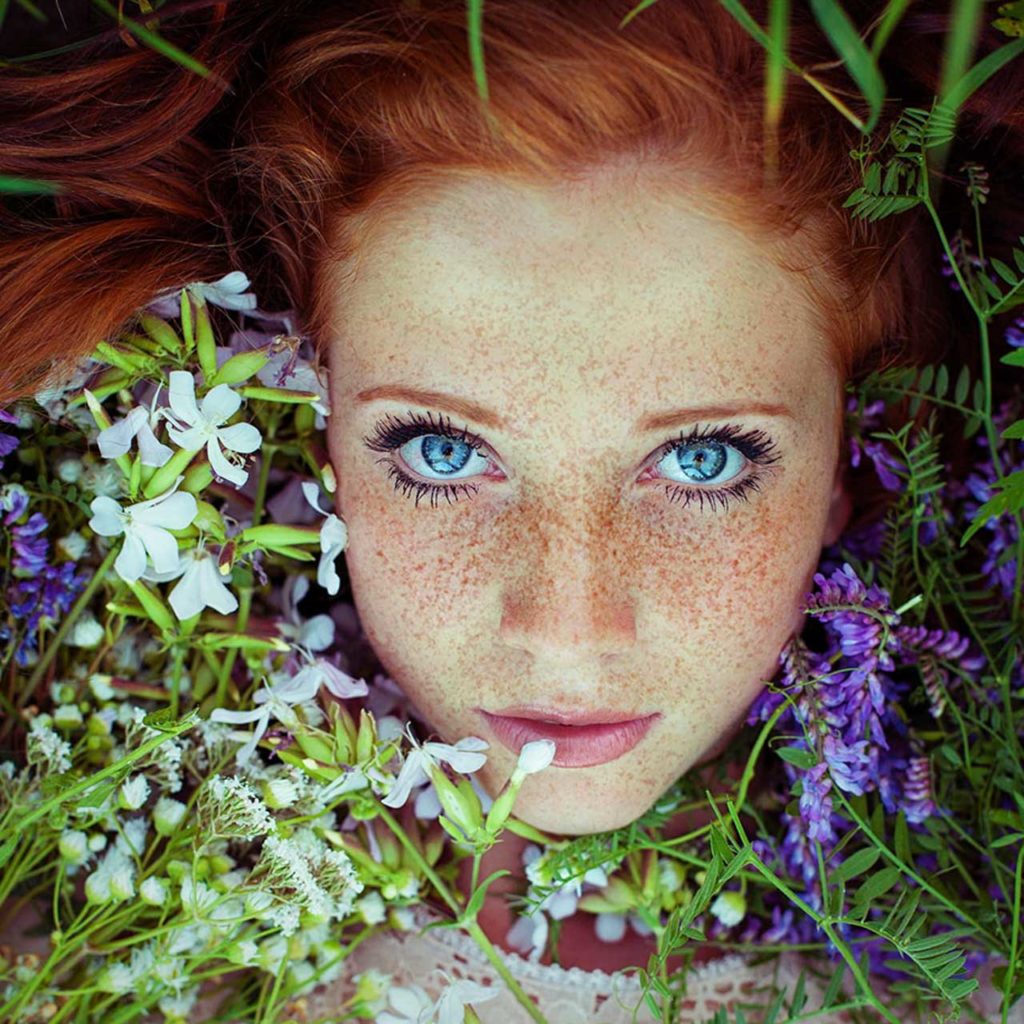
296, 903, 1024, 1024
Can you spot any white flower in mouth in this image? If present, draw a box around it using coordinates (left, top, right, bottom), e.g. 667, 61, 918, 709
301, 481, 348, 595
162, 370, 262, 487
516, 738, 556, 775
381, 729, 490, 809
89, 477, 197, 583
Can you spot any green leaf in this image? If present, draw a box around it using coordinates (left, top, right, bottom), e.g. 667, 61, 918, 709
938, 37, 1024, 116
1002, 419, 1024, 440
852, 865, 902, 906
775, 745, 819, 769
808, 0, 885, 133
462, 869, 511, 922
934, 363, 949, 399
829, 846, 882, 885
0, 174, 62, 194
918, 364, 935, 393
954, 365, 970, 405
991, 257, 1020, 287
1000, 347, 1024, 367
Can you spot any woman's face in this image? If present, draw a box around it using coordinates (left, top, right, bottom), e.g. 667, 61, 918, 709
323, 164, 851, 834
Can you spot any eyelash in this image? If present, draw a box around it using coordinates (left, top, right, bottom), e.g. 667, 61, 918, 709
362, 409, 781, 512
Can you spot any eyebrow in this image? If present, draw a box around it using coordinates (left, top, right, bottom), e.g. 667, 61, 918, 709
354, 384, 797, 435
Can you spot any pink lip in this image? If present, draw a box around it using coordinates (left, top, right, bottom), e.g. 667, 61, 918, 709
478, 707, 661, 768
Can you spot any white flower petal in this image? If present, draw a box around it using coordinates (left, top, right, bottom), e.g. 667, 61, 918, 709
114, 532, 148, 583
88, 496, 125, 537
321, 513, 348, 553
516, 739, 556, 775
300, 613, 335, 652
209, 707, 267, 725
200, 383, 241, 425
167, 371, 201, 426
320, 664, 368, 700
97, 408, 146, 459
131, 522, 181, 575
196, 556, 239, 614
165, 423, 206, 451
136, 421, 174, 467
301, 480, 326, 514
217, 422, 262, 454
381, 751, 428, 809
594, 911, 627, 943
131, 490, 197, 531
168, 562, 205, 621
207, 438, 248, 487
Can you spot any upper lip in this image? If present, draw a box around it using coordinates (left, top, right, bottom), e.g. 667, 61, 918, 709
482, 705, 656, 726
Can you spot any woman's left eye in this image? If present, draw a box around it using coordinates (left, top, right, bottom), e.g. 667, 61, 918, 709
362, 410, 781, 511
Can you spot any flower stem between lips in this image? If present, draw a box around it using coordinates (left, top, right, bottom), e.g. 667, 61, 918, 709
376, 804, 548, 1024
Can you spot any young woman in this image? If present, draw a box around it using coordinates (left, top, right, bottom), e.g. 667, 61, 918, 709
2, 1, 1022, 1021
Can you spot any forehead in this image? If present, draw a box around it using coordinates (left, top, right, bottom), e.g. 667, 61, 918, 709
326, 168, 830, 404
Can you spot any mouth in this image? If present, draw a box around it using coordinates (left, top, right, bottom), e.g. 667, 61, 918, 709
477, 707, 661, 769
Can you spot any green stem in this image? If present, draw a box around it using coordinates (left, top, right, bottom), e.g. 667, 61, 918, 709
214, 447, 273, 708
376, 805, 549, 1024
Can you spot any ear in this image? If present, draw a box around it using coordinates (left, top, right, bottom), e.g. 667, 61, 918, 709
821, 461, 852, 548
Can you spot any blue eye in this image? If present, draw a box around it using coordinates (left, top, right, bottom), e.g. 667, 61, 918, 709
659, 438, 742, 485
362, 410, 780, 511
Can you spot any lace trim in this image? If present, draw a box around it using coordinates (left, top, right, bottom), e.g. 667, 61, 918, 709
411, 904, 752, 993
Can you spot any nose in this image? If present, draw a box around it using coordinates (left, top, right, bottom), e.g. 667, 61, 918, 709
498, 495, 637, 670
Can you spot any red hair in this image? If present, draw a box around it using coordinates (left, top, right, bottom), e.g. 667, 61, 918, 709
2, 1, 1021, 445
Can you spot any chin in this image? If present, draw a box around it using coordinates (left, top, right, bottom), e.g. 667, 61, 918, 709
511, 792, 649, 836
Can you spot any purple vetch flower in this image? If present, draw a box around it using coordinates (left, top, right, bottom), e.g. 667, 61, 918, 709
8, 562, 88, 665
12, 512, 50, 576
799, 762, 835, 844
900, 755, 936, 824
0, 409, 19, 471
1005, 315, 1024, 348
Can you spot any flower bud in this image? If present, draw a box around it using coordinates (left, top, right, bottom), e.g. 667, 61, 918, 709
709, 890, 746, 928
153, 796, 188, 835
118, 775, 150, 811
262, 777, 299, 810
140, 876, 168, 906
58, 830, 89, 864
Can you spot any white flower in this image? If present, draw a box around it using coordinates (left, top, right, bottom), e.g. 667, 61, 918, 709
374, 983, 434, 1024
140, 876, 168, 905
59, 829, 89, 865
153, 796, 187, 835
209, 669, 326, 764
288, 657, 368, 701
162, 370, 262, 487
57, 530, 88, 560
515, 739, 556, 776
149, 271, 258, 316
65, 613, 104, 648
193, 271, 258, 311
381, 730, 489, 809
301, 481, 348, 595
278, 574, 335, 652
149, 546, 239, 621
55, 456, 85, 483
710, 890, 747, 928
433, 974, 499, 1024
95, 400, 173, 467
89, 477, 197, 583
118, 774, 151, 811
506, 907, 549, 962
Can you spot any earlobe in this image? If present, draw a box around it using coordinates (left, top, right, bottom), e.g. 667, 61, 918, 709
822, 467, 852, 548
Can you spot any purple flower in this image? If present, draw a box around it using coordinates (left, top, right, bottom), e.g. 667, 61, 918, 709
900, 755, 937, 824
0, 408, 19, 472
1005, 315, 1024, 348
799, 762, 835, 844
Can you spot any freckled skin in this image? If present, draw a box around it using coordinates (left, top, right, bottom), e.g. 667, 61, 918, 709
323, 161, 851, 837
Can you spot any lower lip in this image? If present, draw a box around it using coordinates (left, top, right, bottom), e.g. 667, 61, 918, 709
479, 711, 660, 768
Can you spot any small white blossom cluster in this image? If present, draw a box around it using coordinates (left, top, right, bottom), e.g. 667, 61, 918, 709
195, 774, 277, 842
255, 828, 364, 934
25, 715, 72, 774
